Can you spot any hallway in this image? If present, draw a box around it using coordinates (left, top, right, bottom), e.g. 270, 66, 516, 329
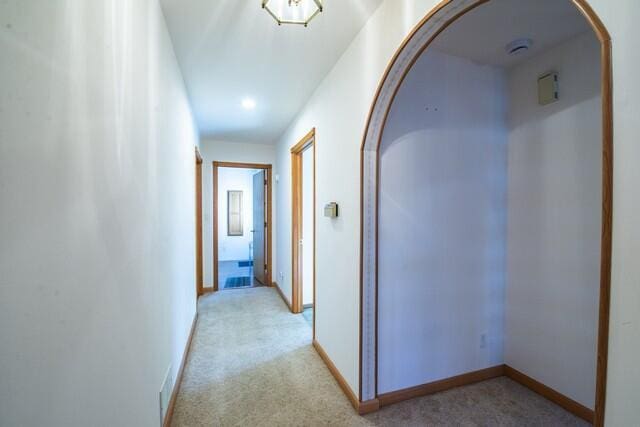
171, 288, 587, 426
171, 287, 362, 426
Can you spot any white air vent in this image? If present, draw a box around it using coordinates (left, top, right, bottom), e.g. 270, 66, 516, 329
159, 366, 173, 425
505, 38, 532, 56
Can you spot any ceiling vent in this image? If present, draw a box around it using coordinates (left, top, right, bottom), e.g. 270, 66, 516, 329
505, 38, 533, 56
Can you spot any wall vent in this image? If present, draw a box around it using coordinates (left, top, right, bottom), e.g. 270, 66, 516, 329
159, 366, 173, 425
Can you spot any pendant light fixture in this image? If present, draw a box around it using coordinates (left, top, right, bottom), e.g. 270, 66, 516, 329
262, 0, 323, 27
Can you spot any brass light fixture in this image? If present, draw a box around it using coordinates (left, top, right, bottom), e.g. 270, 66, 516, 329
262, 0, 323, 27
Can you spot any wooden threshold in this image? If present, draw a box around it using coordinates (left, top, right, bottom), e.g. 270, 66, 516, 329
163, 312, 198, 427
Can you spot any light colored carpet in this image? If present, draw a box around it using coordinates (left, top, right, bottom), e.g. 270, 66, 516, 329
171, 287, 588, 426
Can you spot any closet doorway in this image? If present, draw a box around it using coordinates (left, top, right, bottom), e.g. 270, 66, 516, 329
291, 129, 316, 333
195, 147, 204, 296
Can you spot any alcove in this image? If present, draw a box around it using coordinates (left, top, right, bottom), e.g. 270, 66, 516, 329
360, 0, 612, 423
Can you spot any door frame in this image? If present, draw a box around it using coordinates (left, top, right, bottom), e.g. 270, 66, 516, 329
212, 161, 273, 292
291, 128, 316, 329
195, 147, 204, 297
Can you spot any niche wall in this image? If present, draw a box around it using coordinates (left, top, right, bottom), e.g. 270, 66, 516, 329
378, 48, 508, 394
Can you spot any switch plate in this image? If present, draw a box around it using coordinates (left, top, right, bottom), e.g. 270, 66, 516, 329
324, 202, 339, 218
538, 71, 559, 105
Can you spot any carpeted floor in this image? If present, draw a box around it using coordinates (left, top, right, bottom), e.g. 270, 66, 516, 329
171, 287, 588, 426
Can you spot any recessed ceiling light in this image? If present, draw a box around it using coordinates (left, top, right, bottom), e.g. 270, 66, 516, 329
241, 98, 256, 110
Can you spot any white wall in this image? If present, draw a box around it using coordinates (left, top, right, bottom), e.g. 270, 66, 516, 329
0, 1, 199, 426
217, 168, 257, 262
302, 146, 315, 306
378, 49, 507, 393
275, 0, 640, 418
505, 32, 601, 409
200, 140, 276, 288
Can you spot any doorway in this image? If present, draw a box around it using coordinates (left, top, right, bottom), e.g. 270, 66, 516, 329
212, 162, 273, 292
291, 129, 316, 333
195, 147, 204, 297
359, 0, 612, 424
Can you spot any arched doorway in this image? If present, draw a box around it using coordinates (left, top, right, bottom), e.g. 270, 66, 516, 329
359, 0, 612, 424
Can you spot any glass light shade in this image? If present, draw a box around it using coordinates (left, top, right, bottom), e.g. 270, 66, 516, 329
262, 0, 323, 26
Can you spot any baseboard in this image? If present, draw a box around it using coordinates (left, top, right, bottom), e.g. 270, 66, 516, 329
377, 365, 505, 407
373, 364, 593, 423
163, 312, 198, 427
504, 365, 594, 423
312, 340, 357, 410
358, 398, 380, 414
272, 281, 293, 312
201, 287, 215, 295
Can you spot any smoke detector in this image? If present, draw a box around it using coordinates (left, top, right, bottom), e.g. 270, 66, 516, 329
505, 38, 533, 56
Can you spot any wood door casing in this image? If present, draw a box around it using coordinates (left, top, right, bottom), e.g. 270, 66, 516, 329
195, 147, 203, 296
253, 170, 267, 285
291, 128, 316, 321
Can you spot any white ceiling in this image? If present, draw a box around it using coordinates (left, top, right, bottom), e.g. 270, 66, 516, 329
431, 0, 591, 68
160, 0, 383, 144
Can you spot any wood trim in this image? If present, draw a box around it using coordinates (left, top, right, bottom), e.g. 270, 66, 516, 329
273, 281, 293, 312
195, 148, 204, 297
369, 364, 593, 423
313, 339, 379, 415
358, 398, 380, 415
594, 36, 613, 427
213, 161, 273, 169
290, 127, 316, 153
291, 151, 302, 312
377, 365, 505, 407
164, 312, 198, 427
212, 164, 218, 291
358, 1, 613, 421
291, 129, 316, 317
372, 0, 491, 155
572, 0, 611, 43
313, 135, 316, 341
504, 366, 594, 423
212, 161, 273, 292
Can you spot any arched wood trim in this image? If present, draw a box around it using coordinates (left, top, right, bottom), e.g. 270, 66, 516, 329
358, 1, 612, 425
